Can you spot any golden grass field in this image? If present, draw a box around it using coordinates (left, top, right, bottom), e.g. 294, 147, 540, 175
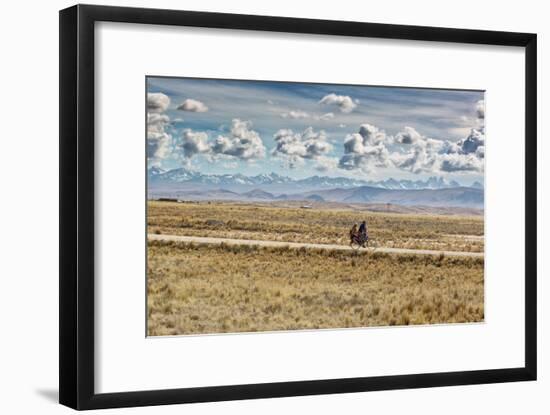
147, 241, 484, 335
148, 200, 484, 252
147, 200, 484, 335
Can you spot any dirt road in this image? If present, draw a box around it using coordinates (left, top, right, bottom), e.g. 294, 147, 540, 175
148, 234, 484, 258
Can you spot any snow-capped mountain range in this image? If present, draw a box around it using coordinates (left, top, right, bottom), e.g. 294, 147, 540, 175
148, 167, 483, 191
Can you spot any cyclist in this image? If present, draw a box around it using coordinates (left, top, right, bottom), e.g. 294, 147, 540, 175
358, 220, 368, 245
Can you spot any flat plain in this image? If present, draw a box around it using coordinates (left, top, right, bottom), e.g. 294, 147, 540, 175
148, 200, 484, 252
147, 200, 484, 336
148, 241, 484, 335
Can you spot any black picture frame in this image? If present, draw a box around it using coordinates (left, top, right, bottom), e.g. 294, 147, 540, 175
59, 4, 537, 410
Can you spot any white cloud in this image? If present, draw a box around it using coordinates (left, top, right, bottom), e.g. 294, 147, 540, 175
392, 135, 444, 174
147, 98, 171, 165
475, 145, 485, 159
180, 129, 210, 158
393, 127, 485, 174
339, 143, 391, 173
476, 100, 485, 120
315, 156, 339, 172
272, 127, 333, 169
357, 124, 390, 146
211, 119, 266, 160
315, 112, 335, 121
319, 93, 357, 113
170, 119, 266, 163
339, 124, 392, 173
457, 128, 485, 155
439, 152, 484, 172
280, 110, 309, 119
147, 92, 170, 113
147, 113, 172, 165
177, 98, 209, 112
395, 126, 422, 144
438, 128, 485, 172
338, 122, 485, 175
147, 112, 170, 131
280, 111, 335, 121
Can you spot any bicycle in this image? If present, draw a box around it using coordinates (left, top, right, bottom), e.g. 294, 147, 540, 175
350, 234, 369, 250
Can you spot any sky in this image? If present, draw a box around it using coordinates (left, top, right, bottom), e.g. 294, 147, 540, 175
147, 77, 485, 185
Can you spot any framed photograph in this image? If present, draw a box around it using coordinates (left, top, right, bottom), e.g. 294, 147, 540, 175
59, 4, 537, 410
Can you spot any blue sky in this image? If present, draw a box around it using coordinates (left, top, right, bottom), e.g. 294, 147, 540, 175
146, 77, 485, 184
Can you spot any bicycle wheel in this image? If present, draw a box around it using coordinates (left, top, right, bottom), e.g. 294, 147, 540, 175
350, 240, 361, 250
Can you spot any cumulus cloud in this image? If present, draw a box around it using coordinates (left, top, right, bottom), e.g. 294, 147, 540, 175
393, 127, 485, 174
319, 93, 357, 113
476, 100, 485, 120
147, 96, 172, 165
439, 152, 484, 172
395, 126, 422, 144
458, 128, 485, 154
438, 128, 485, 172
315, 156, 339, 172
148, 112, 170, 131
339, 143, 391, 173
272, 127, 333, 169
350, 100, 485, 173
392, 134, 445, 174
338, 123, 392, 173
177, 98, 209, 112
172, 119, 266, 163
211, 119, 265, 160
357, 124, 390, 146
456, 100, 485, 129
475, 145, 485, 159
338, 122, 485, 175
180, 129, 210, 158
147, 92, 170, 113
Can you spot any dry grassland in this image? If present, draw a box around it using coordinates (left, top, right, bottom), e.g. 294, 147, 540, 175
148, 201, 484, 252
147, 240, 484, 336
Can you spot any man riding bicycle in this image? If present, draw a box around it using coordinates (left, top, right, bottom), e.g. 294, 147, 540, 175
358, 220, 368, 243
350, 220, 368, 248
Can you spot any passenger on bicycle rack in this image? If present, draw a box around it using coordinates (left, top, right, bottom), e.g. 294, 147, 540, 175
349, 223, 358, 241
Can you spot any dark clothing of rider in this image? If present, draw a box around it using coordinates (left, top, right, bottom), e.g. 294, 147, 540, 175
358, 222, 368, 244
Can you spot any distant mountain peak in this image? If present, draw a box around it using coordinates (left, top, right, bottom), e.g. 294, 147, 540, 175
148, 166, 166, 176
149, 167, 470, 191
